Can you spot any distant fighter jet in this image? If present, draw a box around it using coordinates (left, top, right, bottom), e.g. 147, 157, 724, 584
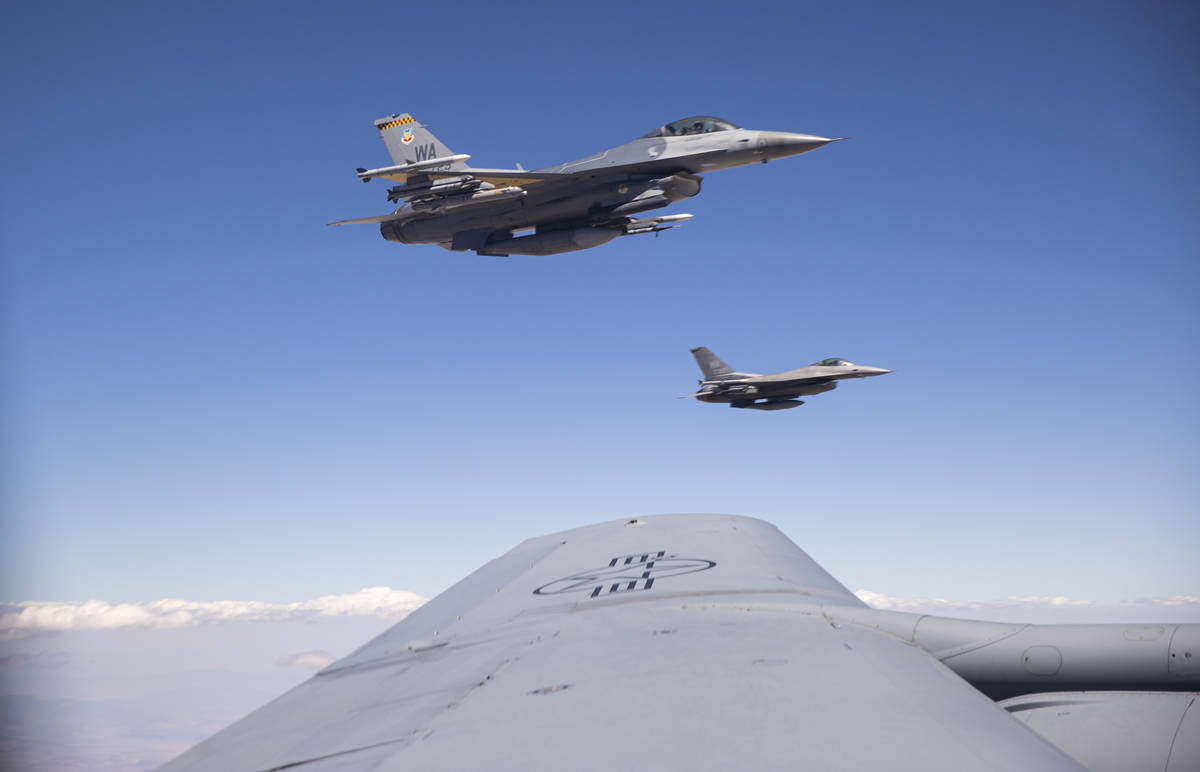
684, 347, 890, 410
331, 114, 841, 256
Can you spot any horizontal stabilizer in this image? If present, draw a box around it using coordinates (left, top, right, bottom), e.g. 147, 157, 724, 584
327, 211, 406, 226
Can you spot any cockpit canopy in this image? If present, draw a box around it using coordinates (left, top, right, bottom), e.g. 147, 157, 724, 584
813, 358, 852, 367
640, 116, 740, 138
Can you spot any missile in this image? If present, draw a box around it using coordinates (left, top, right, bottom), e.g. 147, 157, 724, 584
653, 213, 693, 224
387, 176, 486, 203
622, 213, 694, 235
630, 213, 693, 227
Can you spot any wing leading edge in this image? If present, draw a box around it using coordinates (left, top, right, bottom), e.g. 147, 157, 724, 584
158, 514, 1082, 771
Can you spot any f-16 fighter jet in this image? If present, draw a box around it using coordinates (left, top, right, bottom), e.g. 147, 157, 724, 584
330, 114, 841, 256
684, 347, 890, 410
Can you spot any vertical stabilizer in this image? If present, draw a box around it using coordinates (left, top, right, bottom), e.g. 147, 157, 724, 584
374, 113, 468, 168
691, 347, 735, 380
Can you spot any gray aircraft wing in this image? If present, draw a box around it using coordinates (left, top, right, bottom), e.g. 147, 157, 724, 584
157, 514, 1082, 771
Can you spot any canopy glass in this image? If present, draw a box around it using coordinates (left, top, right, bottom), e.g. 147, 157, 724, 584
640, 116, 740, 138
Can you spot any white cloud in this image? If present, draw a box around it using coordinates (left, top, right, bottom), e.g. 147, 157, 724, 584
277, 650, 336, 670
854, 591, 1099, 612
1132, 595, 1200, 606
0, 651, 71, 669
854, 590, 1200, 622
0, 587, 426, 638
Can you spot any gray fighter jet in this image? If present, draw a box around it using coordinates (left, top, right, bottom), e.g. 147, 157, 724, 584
330, 113, 841, 256
685, 346, 890, 410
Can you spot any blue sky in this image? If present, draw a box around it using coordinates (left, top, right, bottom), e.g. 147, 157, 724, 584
2, 0, 1198, 609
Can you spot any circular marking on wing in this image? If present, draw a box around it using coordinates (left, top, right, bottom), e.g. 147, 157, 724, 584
533, 553, 716, 597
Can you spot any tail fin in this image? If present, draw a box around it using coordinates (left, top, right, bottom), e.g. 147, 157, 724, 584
374, 113, 468, 169
691, 347, 735, 380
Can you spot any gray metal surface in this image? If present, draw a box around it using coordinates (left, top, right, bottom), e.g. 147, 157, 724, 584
331, 113, 841, 256
158, 514, 1089, 771
1001, 692, 1200, 771
684, 347, 890, 409
820, 606, 1200, 698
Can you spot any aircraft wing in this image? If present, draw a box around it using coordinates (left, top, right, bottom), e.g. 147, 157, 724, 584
157, 514, 1083, 771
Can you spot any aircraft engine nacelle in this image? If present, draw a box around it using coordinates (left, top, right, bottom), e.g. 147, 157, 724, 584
479, 227, 620, 257
652, 173, 702, 201
380, 220, 410, 244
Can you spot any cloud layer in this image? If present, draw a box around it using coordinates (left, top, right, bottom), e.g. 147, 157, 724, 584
855, 590, 1200, 612
4, 587, 1197, 638
277, 650, 337, 670
854, 590, 1200, 622
855, 590, 1090, 613
0, 587, 426, 637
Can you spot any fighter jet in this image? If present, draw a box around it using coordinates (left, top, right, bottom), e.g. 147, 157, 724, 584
684, 346, 890, 410
330, 113, 841, 256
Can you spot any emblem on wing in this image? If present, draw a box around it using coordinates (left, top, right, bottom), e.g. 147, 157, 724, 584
534, 551, 716, 598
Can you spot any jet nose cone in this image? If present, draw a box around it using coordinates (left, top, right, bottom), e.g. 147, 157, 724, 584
759, 132, 845, 159
863, 367, 891, 377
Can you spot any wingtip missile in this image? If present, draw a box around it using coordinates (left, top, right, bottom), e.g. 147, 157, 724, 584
622, 213, 695, 236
